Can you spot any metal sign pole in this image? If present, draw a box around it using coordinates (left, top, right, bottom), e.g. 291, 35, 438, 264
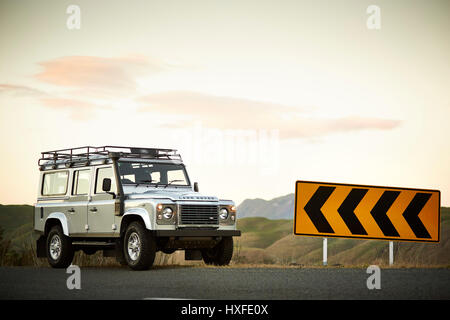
323, 237, 327, 266
389, 241, 394, 266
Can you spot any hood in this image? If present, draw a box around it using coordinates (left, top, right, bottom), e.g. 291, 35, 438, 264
124, 186, 218, 201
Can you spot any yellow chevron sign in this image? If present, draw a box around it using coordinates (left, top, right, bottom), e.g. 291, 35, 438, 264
294, 181, 440, 242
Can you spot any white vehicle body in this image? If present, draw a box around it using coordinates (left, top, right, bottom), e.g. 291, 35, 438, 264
34, 146, 240, 269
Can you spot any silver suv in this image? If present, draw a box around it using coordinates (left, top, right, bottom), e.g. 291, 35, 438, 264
34, 146, 240, 270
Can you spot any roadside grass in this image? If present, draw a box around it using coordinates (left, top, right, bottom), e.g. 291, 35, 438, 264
236, 217, 292, 249
2, 235, 449, 268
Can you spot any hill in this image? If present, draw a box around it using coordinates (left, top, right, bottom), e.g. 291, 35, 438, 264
0, 205, 34, 252
0, 204, 34, 230
237, 194, 294, 220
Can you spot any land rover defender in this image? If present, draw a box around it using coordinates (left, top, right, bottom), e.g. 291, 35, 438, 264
34, 146, 240, 270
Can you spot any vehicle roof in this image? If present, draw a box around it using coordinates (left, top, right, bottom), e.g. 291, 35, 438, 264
39, 146, 183, 171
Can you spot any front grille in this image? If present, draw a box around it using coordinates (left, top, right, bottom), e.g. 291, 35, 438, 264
180, 205, 219, 225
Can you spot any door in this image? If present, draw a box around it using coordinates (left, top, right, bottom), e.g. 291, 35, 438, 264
88, 166, 117, 236
66, 169, 91, 235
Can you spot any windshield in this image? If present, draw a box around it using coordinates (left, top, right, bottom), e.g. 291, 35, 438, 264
118, 161, 190, 187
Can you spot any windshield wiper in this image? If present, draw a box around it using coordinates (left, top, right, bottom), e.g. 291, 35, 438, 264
136, 179, 152, 187
163, 180, 184, 188
153, 181, 164, 188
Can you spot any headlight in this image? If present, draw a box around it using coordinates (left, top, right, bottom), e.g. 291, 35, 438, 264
156, 203, 176, 225
219, 208, 229, 220
162, 207, 173, 219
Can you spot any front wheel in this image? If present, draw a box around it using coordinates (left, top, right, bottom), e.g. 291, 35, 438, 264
46, 225, 74, 268
123, 221, 156, 270
202, 237, 233, 266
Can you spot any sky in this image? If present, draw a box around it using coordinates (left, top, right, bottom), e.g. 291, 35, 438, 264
0, 0, 449, 206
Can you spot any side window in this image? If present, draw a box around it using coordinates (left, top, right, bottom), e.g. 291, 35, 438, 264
42, 171, 69, 196
95, 167, 116, 194
72, 169, 91, 195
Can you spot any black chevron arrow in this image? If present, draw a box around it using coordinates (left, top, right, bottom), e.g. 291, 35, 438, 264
402, 193, 432, 239
338, 188, 368, 235
304, 186, 335, 233
370, 190, 400, 237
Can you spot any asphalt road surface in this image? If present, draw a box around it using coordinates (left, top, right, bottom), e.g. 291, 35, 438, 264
0, 266, 449, 300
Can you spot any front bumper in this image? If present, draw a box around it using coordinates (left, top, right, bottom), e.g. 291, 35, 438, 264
153, 229, 241, 237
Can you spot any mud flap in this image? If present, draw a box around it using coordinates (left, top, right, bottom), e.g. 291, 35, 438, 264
36, 236, 47, 258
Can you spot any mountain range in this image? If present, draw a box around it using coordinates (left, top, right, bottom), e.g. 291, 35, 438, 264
237, 193, 294, 220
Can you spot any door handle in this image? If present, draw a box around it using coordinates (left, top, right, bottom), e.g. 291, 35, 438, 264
90, 207, 98, 212
68, 208, 75, 213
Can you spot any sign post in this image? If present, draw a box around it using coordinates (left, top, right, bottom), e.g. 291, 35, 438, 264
323, 238, 327, 266
389, 241, 394, 266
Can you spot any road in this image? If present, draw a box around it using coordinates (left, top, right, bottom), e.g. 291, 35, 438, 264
0, 266, 449, 300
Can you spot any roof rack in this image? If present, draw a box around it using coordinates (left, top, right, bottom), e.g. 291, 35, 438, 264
38, 146, 182, 168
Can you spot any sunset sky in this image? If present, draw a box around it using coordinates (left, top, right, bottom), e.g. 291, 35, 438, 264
0, 0, 449, 207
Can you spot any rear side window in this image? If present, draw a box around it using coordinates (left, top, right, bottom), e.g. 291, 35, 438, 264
42, 171, 69, 196
73, 170, 91, 195
95, 167, 116, 194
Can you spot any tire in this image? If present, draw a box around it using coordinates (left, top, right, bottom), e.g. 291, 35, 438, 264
202, 254, 215, 265
162, 248, 176, 254
46, 225, 74, 268
202, 237, 233, 266
123, 221, 156, 270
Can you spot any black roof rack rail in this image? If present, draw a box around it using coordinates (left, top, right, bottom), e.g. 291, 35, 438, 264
38, 146, 181, 168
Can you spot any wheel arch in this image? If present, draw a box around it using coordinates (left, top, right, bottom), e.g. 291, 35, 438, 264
45, 212, 69, 236
120, 208, 153, 237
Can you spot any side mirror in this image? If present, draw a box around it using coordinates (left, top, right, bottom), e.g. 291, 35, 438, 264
102, 178, 112, 192
194, 182, 199, 192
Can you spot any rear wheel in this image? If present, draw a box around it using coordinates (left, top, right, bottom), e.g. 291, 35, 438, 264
46, 225, 74, 268
202, 237, 233, 266
123, 221, 156, 270
162, 248, 176, 254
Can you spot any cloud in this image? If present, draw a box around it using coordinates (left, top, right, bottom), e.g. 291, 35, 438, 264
39, 97, 110, 120
2, 54, 171, 120
0, 83, 108, 120
137, 91, 401, 139
0, 84, 44, 97
34, 55, 169, 98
